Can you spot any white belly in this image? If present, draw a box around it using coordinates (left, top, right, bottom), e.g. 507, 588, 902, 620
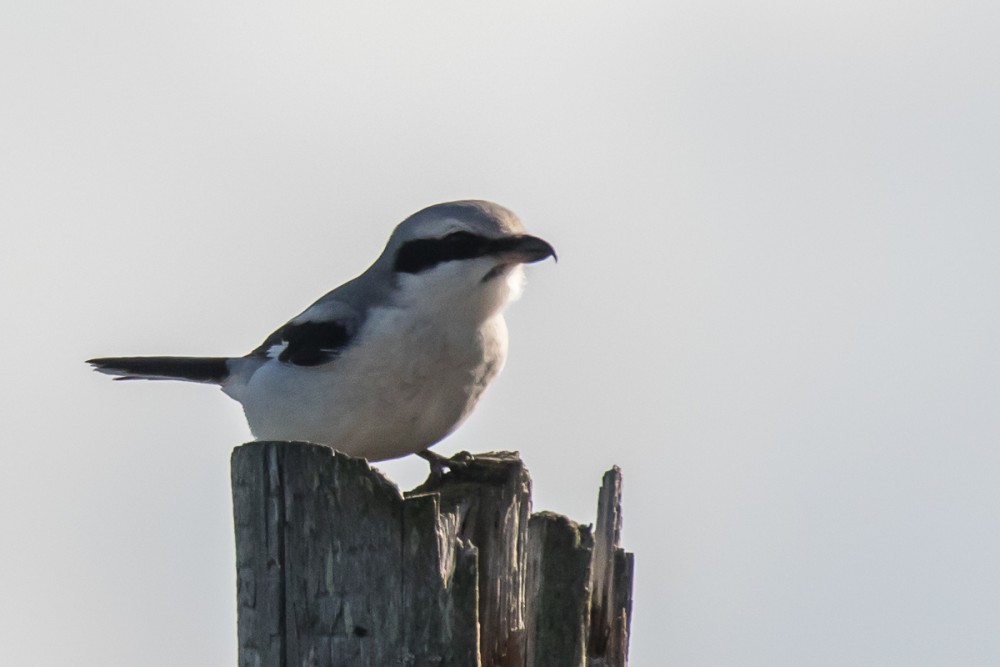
229, 310, 509, 461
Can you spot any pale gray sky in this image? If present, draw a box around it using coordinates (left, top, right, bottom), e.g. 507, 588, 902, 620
3, 1, 999, 665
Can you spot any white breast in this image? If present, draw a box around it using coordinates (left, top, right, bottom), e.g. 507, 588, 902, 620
231, 304, 510, 461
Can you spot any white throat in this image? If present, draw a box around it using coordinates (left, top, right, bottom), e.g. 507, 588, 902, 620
394, 263, 526, 323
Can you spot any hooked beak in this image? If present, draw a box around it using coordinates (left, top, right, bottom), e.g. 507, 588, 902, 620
491, 234, 557, 265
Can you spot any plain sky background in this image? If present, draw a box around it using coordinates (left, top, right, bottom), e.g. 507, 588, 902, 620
3, 1, 999, 665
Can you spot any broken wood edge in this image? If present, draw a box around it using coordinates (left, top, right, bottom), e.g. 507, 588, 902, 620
231, 442, 633, 667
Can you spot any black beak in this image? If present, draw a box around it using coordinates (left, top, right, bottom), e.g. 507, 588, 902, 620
491, 234, 557, 264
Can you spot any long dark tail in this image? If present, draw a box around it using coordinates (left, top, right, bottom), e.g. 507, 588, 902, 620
87, 356, 231, 383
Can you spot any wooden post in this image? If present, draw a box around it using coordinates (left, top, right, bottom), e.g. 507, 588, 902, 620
231, 442, 633, 667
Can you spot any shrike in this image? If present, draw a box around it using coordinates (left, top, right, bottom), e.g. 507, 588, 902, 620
88, 200, 555, 467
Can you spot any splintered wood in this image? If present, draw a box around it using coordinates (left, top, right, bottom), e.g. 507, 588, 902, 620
232, 442, 633, 667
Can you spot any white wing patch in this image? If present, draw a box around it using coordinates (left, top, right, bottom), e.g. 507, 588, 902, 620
266, 342, 289, 360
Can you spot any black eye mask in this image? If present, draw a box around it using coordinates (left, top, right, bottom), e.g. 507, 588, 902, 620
393, 231, 494, 274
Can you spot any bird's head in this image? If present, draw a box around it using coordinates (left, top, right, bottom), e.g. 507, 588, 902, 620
378, 200, 556, 318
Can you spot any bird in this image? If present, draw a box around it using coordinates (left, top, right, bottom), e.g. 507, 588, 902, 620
88, 200, 556, 469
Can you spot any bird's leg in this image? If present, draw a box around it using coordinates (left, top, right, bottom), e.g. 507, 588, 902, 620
417, 449, 449, 479
408, 450, 480, 496
417, 449, 473, 477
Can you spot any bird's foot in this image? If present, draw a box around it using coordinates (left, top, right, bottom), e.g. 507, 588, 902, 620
417, 449, 448, 480
413, 450, 475, 490
417, 449, 472, 473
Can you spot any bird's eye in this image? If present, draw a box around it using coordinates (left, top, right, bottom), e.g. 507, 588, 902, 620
393, 231, 492, 274
442, 231, 481, 249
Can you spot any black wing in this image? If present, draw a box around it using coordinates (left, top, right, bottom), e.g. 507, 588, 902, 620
252, 319, 354, 367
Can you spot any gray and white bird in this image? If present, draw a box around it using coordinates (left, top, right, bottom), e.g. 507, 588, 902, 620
88, 200, 555, 466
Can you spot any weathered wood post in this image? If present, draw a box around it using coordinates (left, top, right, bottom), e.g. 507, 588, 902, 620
232, 442, 633, 666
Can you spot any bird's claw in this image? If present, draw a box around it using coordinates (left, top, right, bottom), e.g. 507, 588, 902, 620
415, 450, 476, 490
418, 449, 473, 471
